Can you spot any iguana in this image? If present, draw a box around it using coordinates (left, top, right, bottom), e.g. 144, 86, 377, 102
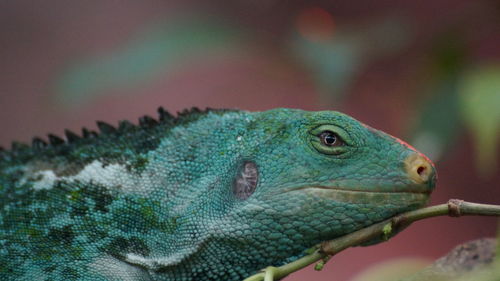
0, 107, 436, 281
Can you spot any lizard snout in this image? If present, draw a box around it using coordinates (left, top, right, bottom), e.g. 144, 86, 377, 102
404, 152, 436, 188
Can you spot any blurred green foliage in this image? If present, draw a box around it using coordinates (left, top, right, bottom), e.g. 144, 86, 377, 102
291, 17, 411, 104
410, 33, 499, 177
53, 12, 498, 177
459, 65, 500, 176
56, 17, 240, 105
410, 34, 466, 163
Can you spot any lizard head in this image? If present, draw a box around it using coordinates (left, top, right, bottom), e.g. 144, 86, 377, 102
229, 108, 436, 246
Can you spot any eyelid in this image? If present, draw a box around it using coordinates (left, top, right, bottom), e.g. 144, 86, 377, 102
310, 124, 351, 146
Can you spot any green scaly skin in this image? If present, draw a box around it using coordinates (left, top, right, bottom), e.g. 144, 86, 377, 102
0, 108, 436, 280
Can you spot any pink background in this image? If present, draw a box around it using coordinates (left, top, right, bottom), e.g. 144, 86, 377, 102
1, 1, 499, 280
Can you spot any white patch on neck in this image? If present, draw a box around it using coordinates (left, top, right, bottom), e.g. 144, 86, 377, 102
124, 249, 194, 270
28, 160, 154, 193
31, 170, 59, 190
92, 255, 152, 281
71, 161, 135, 190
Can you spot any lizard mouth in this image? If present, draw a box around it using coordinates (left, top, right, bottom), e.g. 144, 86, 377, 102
294, 185, 431, 195
281, 184, 431, 205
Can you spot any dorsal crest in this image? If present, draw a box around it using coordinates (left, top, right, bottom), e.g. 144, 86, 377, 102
1, 107, 236, 160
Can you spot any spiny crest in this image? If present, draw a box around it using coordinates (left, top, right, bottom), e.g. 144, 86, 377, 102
138, 115, 158, 128
158, 107, 174, 123
82, 128, 98, 138
96, 121, 116, 134
1, 142, 29, 161
64, 129, 80, 142
32, 137, 48, 149
118, 120, 135, 131
11, 142, 29, 152
0, 145, 8, 161
48, 134, 65, 146
2, 107, 234, 158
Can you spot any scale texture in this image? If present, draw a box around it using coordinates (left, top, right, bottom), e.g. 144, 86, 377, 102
0, 108, 436, 280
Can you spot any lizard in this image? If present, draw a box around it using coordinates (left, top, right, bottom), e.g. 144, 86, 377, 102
0, 107, 436, 281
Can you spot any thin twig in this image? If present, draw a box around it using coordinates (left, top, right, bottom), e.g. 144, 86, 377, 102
243, 199, 500, 281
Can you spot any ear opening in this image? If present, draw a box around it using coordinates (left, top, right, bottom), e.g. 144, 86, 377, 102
232, 161, 259, 200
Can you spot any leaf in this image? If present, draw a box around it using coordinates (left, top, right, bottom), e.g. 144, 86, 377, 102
409, 32, 467, 162
289, 17, 412, 104
55, 16, 240, 106
458, 64, 500, 176
410, 76, 462, 162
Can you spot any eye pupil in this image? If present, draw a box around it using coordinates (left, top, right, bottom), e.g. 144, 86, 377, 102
324, 134, 336, 144
320, 131, 343, 147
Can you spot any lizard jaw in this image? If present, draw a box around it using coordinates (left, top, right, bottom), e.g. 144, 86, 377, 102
285, 185, 431, 205
287, 186, 431, 206
299, 185, 432, 195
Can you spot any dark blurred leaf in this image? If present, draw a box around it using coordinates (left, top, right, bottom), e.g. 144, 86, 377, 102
289, 17, 412, 105
431, 32, 466, 75
410, 76, 462, 162
410, 32, 467, 162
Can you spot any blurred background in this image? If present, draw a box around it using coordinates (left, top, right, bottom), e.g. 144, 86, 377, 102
0, 1, 499, 280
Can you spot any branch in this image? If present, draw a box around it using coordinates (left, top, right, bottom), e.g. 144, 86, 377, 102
243, 199, 500, 281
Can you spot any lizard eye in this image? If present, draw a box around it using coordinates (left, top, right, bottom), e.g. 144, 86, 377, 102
319, 131, 344, 147
309, 124, 350, 155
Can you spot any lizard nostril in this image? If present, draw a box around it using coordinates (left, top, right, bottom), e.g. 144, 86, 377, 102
404, 153, 435, 185
417, 166, 426, 176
